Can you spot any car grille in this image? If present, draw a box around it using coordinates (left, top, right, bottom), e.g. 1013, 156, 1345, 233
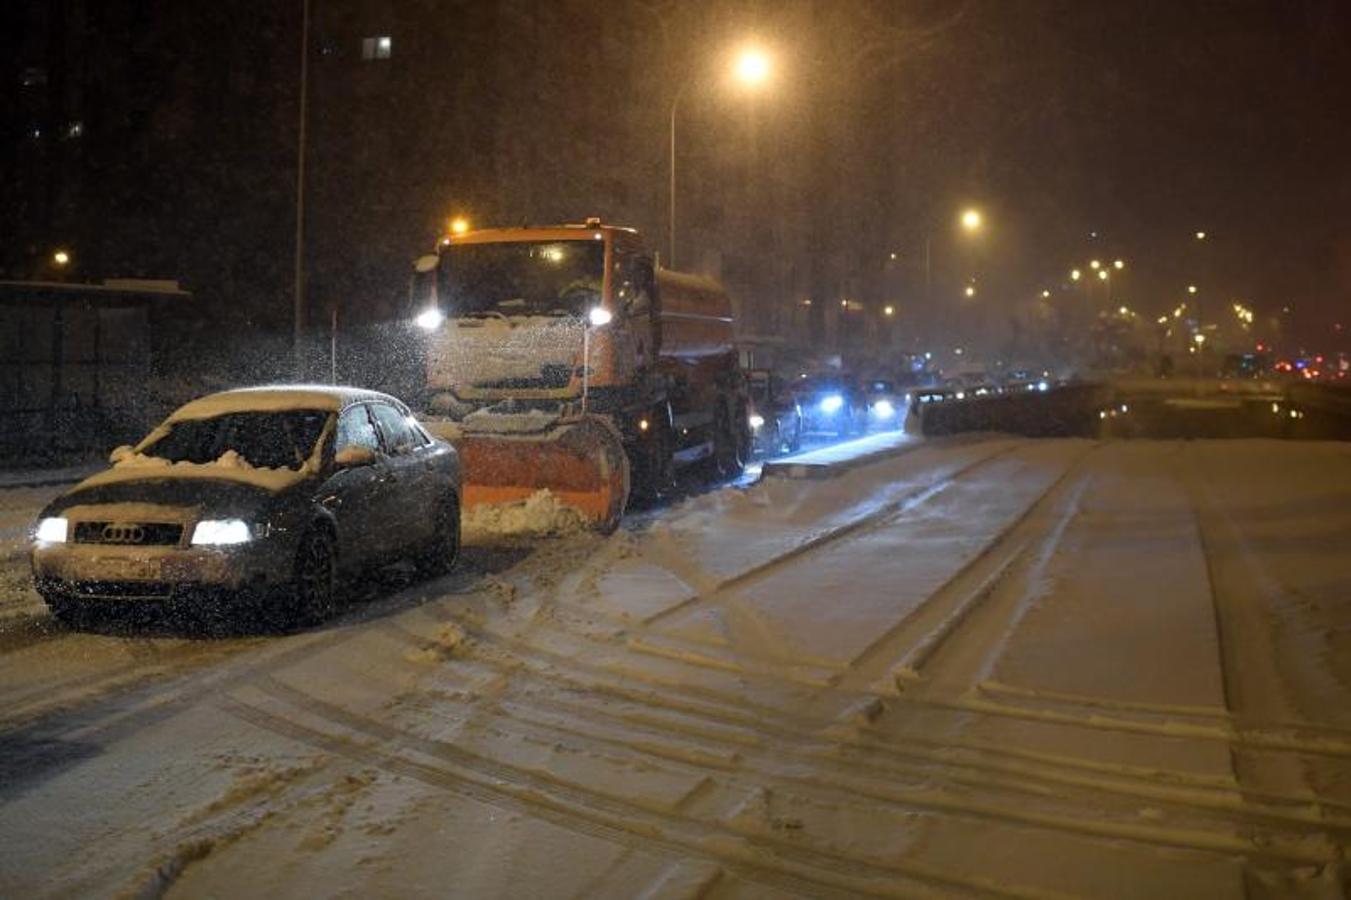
72, 522, 184, 546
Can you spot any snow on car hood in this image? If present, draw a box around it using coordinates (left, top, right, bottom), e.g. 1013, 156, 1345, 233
75, 449, 321, 494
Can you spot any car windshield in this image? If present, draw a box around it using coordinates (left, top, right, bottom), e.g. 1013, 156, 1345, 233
141, 410, 330, 470
438, 240, 606, 317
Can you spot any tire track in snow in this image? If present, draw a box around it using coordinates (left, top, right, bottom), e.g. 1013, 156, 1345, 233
836, 442, 1098, 694
371, 609, 1351, 859
219, 679, 1038, 900
641, 441, 1023, 628
1185, 450, 1349, 888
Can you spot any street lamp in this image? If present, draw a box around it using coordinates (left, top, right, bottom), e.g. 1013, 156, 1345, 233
960, 209, 983, 232
1113, 259, 1124, 270
668, 44, 773, 268
963, 285, 976, 298
52, 249, 71, 267
1070, 268, 1082, 281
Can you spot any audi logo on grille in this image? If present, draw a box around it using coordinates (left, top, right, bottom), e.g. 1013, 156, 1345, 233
102, 523, 146, 544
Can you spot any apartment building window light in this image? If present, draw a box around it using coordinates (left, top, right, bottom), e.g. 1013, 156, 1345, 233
361, 35, 392, 60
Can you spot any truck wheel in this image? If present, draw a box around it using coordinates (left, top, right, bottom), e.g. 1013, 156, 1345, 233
713, 406, 746, 477
632, 418, 676, 501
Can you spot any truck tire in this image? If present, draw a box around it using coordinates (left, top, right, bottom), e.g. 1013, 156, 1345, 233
631, 415, 677, 501
712, 403, 747, 477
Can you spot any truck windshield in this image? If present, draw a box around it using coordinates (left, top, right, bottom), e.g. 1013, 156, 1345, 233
438, 240, 606, 318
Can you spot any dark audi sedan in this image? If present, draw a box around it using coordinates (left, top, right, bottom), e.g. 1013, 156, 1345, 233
31, 386, 460, 628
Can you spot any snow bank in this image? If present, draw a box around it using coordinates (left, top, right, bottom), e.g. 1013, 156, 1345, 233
462, 490, 590, 540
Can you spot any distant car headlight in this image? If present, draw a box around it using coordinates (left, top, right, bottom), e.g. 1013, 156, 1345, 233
191, 519, 252, 545
819, 394, 844, 414
35, 517, 68, 543
1036, 380, 1049, 392
871, 399, 894, 418
748, 414, 765, 430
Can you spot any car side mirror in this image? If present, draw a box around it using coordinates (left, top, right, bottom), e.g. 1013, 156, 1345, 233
109, 444, 134, 465
335, 445, 377, 469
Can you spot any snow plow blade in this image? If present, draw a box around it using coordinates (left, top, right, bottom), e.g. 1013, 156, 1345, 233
453, 417, 630, 533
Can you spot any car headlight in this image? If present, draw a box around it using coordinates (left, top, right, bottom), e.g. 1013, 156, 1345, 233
35, 517, 68, 543
414, 307, 444, 330
819, 394, 844, 414
191, 519, 252, 545
748, 414, 765, 430
871, 399, 894, 418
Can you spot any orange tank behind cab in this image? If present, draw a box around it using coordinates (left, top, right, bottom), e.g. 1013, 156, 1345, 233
655, 269, 737, 361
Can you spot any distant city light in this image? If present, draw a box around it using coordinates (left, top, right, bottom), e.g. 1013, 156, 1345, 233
1188, 285, 1198, 294
1113, 259, 1124, 270
963, 285, 976, 297
1098, 270, 1108, 280
1070, 269, 1082, 281
883, 305, 895, 316
1040, 289, 1051, 298
960, 209, 983, 232
1195, 231, 1207, 240
52, 249, 70, 266
1090, 260, 1101, 270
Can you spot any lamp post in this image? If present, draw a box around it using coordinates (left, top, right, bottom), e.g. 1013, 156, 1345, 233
668, 46, 772, 268
293, 0, 311, 375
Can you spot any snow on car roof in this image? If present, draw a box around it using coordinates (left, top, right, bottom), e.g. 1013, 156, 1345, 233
167, 385, 400, 421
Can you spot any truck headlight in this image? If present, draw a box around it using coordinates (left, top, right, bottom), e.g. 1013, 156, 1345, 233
748, 414, 765, 430
35, 517, 68, 543
819, 394, 844, 414
191, 519, 252, 545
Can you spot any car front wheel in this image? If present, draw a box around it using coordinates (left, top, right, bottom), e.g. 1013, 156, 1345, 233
417, 493, 461, 578
291, 527, 337, 626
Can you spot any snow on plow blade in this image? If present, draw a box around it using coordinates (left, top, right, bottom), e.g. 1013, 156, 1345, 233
454, 416, 630, 533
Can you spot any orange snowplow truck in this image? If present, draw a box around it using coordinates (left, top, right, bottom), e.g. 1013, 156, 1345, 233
408, 220, 750, 531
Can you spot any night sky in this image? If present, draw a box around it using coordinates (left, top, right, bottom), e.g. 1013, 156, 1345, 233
5, 0, 1348, 354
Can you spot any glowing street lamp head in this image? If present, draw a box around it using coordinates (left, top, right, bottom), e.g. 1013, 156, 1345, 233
1113, 259, 1125, 270
52, 249, 70, 266
449, 216, 470, 235
1070, 269, 1082, 281
1041, 289, 1051, 298
733, 48, 771, 87
963, 285, 976, 298
1090, 259, 1101, 270
883, 305, 895, 316
960, 209, 983, 232
1195, 231, 1207, 241
1187, 284, 1198, 294
1097, 269, 1108, 281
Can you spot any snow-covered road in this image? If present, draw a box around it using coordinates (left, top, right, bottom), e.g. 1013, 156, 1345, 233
1, 437, 1349, 897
